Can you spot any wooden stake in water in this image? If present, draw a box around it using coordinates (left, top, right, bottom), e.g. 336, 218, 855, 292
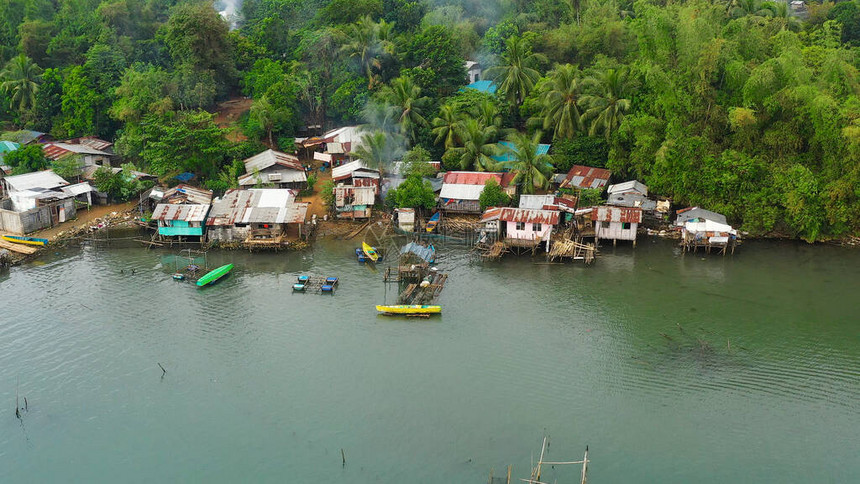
341, 448, 345, 467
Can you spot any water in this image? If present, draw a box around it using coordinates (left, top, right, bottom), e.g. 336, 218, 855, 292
1, 236, 859, 482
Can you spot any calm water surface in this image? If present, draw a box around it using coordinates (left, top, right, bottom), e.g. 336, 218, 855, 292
1, 235, 858, 482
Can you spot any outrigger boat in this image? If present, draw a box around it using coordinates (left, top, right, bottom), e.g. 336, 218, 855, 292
2, 235, 48, 246
362, 242, 379, 262
376, 305, 441, 315
425, 212, 440, 233
196, 264, 233, 287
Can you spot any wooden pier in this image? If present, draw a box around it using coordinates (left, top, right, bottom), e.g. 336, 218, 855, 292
0, 239, 39, 255
547, 237, 596, 264
397, 271, 447, 304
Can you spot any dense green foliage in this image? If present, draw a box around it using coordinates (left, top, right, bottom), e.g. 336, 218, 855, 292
93, 163, 152, 201
5, 144, 49, 174
479, 178, 510, 210
2, 0, 860, 240
386, 173, 436, 210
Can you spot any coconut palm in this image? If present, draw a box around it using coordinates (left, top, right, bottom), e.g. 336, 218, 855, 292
472, 97, 504, 131
250, 95, 285, 147
380, 76, 429, 144
580, 68, 632, 140
432, 104, 461, 149
341, 16, 394, 88
1, 54, 42, 112
449, 118, 499, 171
499, 131, 554, 195
352, 130, 401, 175
535, 64, 584, 140
731, 0, 772, 18
484, 35, 546, 109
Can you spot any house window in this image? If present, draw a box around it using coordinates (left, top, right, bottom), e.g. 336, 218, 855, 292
601, 221, 610, 229
532, 223, 542, 232
516, 222, 525, 230
622, 222, 631, 230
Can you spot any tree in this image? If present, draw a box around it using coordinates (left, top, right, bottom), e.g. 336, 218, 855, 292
250, 95, 287, 147
479, 178, 511, 210
448, 118, 499, 171
388, 173, 436, 209
110, 64, 175, 123
162, 2, 236, 94
581, 67, 632, 140
93, 163, 150, 202
432, 104, 461, 149
5, 144, 49, 175
341, 16, 395, 88
379, 76, 429, 143
0, 54, 41, 113
402, 25, 465, 95
353, 130, 400, 175
52, 155, 84, 181
485, 35, 546, 109
499, 132, 555, 194
535, 64, 584, 140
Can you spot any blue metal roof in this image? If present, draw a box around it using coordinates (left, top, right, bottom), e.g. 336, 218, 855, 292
0, 141, 20, 153
461, 80, 497, 94
492, 141, 551, 163
175, 172, 195, 182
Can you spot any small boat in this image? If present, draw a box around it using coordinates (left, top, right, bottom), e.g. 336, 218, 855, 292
425, 212, 441, 233
293, 283, 306, 291
297, 275, 310, 283
376, 305, 442, 315
362, 242, 379, 262
196, 264, 234, 287
2, 235, 48, 246
321, 284, 335, 293
172, 273, 185, 281
325, 277, 339, 285
355, 248, 368, 262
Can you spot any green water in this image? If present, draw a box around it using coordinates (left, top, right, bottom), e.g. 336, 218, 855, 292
1, 236, 858, 482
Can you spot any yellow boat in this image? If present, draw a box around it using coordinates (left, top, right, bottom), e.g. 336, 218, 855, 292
362, 242, 379, 262
2, 235, 48, 246
376, 305, 441, 315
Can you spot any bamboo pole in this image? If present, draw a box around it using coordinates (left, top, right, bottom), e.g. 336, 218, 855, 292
580, 446, 588, 484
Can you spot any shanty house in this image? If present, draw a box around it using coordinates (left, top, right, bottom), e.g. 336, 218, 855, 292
674, 206, 727, 227
519, 194, 577, 224
0, 170, 76, 234
206, 189, 308, 245
43, 142, 114, 168
681, 219, 739, 254
151, 204, 210, 238
238, 149, 307, 190
560, 165, 611, 190
481, 207, 559, 249
591, 206, 642, 245
606, 180, 656, 211
332, 160, 381, 193
465, 60, 482, 84
334, 185, 375, 219
2, 130, 48, 145
439, 171, 514, 214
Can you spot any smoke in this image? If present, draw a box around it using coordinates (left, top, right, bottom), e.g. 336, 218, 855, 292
215, 0, 242, 30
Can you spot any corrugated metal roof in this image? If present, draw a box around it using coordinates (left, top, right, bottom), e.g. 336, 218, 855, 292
206, 189, 302, 226
0, 140, 19, 153
439, 183, 485, 201
442, 171, 503, 186
162, 184, 213, 205
332, 160, 379, 181
152, 203, 211, 222
321, 126, 364, 148
607, 180, 647, 195
243, 149, 302, 173
334, 185, 375, 206
3, 170, 69, 191
238, 168, 308, 186
590, 206, 643, 223
519, 194, 556, 210
64, 137, 113, 151
461, 80, 497, 93
42, 142, 111, 160
400, 241, 435, 263
675, 207, 727, 226
492, 141, 551, 163
562, 165, 611, 189
497, 208, 559, 224
684, 219, 737, 236
61, 182, 95, 196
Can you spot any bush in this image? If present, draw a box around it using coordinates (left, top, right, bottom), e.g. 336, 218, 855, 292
479, 178, 511, 210
552, 136, 609, 172
93, 164, 151, 202
388, 174, 436, 210
320, 180, 335, 209
5, 145, 49, 175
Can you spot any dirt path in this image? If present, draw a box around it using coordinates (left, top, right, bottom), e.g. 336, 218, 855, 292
31, 201, 137, 241
213, 97, 252, 142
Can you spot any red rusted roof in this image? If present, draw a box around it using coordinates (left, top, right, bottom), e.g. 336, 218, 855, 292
498, 208, 559, 225
442, 171, 504, 186
563, 165, 612, 189
590, 206, 643, 223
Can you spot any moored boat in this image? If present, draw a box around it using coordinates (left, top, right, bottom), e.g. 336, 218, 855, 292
196, 263, 234, 287
293, 283, 306, 291
425, 212, 441, 233
362, 242, 379, 262
375, 305, 442, 315
2, 235, 48, 246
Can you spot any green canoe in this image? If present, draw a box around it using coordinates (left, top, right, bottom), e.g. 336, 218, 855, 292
196, 264, 234, 287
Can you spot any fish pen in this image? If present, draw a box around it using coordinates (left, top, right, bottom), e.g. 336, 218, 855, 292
523, 437, 589, 484
547, 237, 597, 264
397, 270, 447, 304
292, 275, 340, 294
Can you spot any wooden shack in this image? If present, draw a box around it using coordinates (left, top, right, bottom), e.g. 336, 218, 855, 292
591, 205, 642, 246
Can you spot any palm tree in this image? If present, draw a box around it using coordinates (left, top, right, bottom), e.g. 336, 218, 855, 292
580, 68, 632, 140
449, 118, 499, 171
535, 64, 584, 140
1, 54, 42, 112
472, 97, 503, 131
250, 96, 283, 147
380, 76, 429, 144
484, 35, 546, 109
731, 0, 772, 18
341, 16, 394, 89
432, 104, 461, 150
499, 131, 554, 195
353, 130, 399, 175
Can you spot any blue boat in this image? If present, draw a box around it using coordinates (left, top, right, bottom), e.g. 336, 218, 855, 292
325, 277, 339, 285
297, 275, 310, 283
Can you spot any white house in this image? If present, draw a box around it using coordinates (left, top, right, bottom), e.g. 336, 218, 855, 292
238, 149, 307, 189
481, 207, 559, 249
0, 170, 77, 234
592, 205, 642, 246
465, 61, 482, 84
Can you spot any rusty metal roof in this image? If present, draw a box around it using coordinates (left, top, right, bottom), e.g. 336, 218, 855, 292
206, 189, 305, 226
243, 149, 303, 173
442, 171, 504, 186
64, 137, 113, 151
42, 142, 111, 161
162, 184, 213, 204
152, 204, 211, 222
498, 208, 559, 224
590, 206, 642, 223
562, 165, 611, 189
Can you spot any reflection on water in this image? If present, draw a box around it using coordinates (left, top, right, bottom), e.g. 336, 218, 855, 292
0, 236, 858, 482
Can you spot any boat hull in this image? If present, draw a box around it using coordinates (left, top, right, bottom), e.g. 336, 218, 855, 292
2, 235, 48, 246
375, 305, 441, 314
362, 242, 379, 262
196, 264, 234, 287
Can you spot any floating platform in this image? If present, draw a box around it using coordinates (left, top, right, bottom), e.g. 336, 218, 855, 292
293, 275, 339, 294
